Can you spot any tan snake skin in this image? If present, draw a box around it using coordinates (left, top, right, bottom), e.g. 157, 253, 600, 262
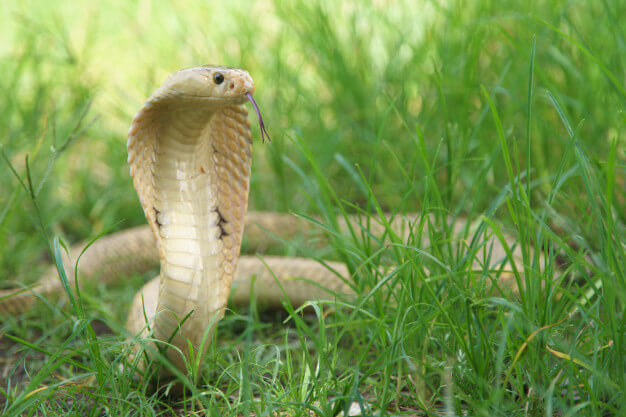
0, 66, 529, 376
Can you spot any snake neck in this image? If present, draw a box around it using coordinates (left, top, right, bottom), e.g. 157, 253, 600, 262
128, 101, 252, 367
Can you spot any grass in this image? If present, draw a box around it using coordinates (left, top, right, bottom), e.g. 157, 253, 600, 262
0, 0, 624, 415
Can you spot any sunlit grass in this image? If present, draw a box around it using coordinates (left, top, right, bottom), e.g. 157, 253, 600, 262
1, 0, 624, 415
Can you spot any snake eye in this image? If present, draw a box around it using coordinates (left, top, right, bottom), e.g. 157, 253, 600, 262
213, 72, 224, 85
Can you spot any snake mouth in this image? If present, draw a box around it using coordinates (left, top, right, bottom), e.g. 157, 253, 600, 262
174, 93, 248, 103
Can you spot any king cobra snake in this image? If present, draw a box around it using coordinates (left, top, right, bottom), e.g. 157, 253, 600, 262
0, 66, 527, 377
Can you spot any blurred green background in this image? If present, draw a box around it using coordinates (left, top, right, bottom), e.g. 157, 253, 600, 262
0, 0, 623, 268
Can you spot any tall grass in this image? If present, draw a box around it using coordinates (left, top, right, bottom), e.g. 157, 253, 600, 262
1, 0, 624, 415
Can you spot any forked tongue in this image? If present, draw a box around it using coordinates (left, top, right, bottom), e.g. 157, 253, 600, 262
245, 92, 271, 143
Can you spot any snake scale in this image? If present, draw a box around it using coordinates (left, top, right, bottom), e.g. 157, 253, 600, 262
0, 66, 526, 377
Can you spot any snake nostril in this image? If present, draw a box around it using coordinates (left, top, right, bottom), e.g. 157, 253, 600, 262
229, 83, 234, 90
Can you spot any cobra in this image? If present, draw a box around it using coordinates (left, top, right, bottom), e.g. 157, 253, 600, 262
123, 65, 353, 373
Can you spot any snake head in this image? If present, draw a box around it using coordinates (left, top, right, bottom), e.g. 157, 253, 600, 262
159, 65, 255, 103
148, 65, 270, 142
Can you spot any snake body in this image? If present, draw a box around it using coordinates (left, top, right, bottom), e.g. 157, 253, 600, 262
0, 65, 531, 377
125, 66, 257, 369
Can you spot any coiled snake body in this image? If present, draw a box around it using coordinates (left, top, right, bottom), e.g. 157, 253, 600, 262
0, 66, 525, 377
